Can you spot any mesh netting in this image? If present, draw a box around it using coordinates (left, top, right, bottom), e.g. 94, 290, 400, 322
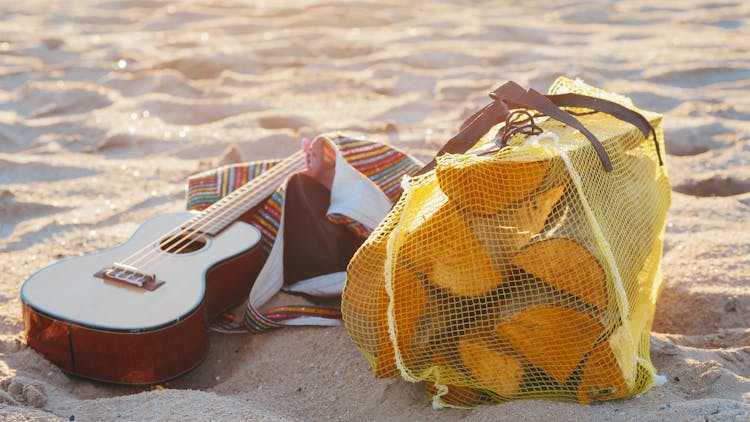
342, 77, 671, 408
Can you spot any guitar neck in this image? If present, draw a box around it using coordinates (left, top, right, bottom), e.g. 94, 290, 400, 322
183, 149, 306, 235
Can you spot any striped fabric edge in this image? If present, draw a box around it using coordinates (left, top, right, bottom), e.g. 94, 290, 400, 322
331, 136, 423, 203
211, 305, 343, 334
326, 213, 372, 238
185, 159, 280, 211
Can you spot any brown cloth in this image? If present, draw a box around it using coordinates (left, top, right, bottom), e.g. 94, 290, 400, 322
282, 173, 364, 286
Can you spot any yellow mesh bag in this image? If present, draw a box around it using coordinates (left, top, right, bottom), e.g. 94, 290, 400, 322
342, 77, 671, 408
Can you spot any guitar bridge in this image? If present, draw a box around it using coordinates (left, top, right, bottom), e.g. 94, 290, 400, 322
94, 263, 165, 291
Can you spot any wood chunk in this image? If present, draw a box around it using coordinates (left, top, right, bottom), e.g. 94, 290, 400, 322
495, 305, 602, 384
458, 336, 523, 397
437, 154, 551, 214
374, 283, 399, 378
391, 264, 429, 368
577, 342, 630, 403
430, 348, 475, 385
512, 238, 608, 309
401, 204, 502, 297
468, 185, 566, 268
343, 239, 387, 327
410, 294, 452, 358
343, 237, 399, 378
373, 263, 428, 378
503, 185, 566, 236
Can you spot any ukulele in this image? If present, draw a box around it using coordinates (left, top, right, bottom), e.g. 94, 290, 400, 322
20, 150, 306, 384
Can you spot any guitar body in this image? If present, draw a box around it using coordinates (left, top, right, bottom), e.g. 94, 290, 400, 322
20, 211, 264, 384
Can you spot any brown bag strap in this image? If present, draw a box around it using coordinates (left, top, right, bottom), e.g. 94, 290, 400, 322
547, 92, 662, 166
415, 81, 661, 176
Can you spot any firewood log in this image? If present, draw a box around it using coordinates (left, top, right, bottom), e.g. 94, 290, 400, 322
511, 237, 608, 309
495, 305, 602, 384
371, 263, 429, 378
577, 341, 630, 403
457, 334, 524, 397
436, 154, 552, 214
400, 204, 502, 297
387, 263, 429, 370
467, 185, 566, 271
343, 237, 400, 378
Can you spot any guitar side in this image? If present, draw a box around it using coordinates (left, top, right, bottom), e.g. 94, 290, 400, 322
21, 212, 265, 384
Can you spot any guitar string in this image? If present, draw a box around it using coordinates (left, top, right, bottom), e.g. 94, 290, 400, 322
121, 150, 305, 272
124, 150, 305, 270
116, 150, 305, 274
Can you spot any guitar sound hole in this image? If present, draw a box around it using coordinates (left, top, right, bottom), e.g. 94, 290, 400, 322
159, 232, 207, 254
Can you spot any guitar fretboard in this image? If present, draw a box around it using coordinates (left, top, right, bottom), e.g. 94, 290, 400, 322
182, 150, 306, 236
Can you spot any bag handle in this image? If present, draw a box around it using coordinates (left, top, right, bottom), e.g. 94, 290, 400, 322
415, 81, 661, 176
547, 92, 661, 165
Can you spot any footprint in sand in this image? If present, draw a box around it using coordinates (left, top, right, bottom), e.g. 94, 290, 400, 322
158, 55, 262, 80
708, 19, 743, 29
480, 24, 551, 44
41, 38, 64, 50
717, 348, 750, 373
16, 82, 113, 118
0, 190, 71, 238
254, 39, 315, 62
257, 114, 312, 131
435, 80, 489, 102
234, 133, 300, 161
103, 70, 203, 98
672, 176, 750, 197
646, 66, 750, 89
373, 100, 432, 126
627, 91, 684, 113
313, 42, 376, 59
0, 159, 98, 184
0, 123, 29, 152
91, 0, 165, 10
142, 98, 265, 125
664, 120, 731, 156
555, 8, 612, 24
398, 50, 482, 70
171, 133, 299, 162
0, 377, 47, 408
612, 33, 651, 41
95, 133, 178, 158
0, 390, 18, 406
141, 9, 217, 32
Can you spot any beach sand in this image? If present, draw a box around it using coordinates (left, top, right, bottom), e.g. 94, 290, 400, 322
1, 0, 749, 420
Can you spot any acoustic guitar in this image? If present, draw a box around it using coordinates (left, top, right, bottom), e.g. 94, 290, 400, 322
20, 150, 306, 384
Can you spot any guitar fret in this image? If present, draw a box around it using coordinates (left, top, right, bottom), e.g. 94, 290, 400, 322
183, 150, 306, 235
